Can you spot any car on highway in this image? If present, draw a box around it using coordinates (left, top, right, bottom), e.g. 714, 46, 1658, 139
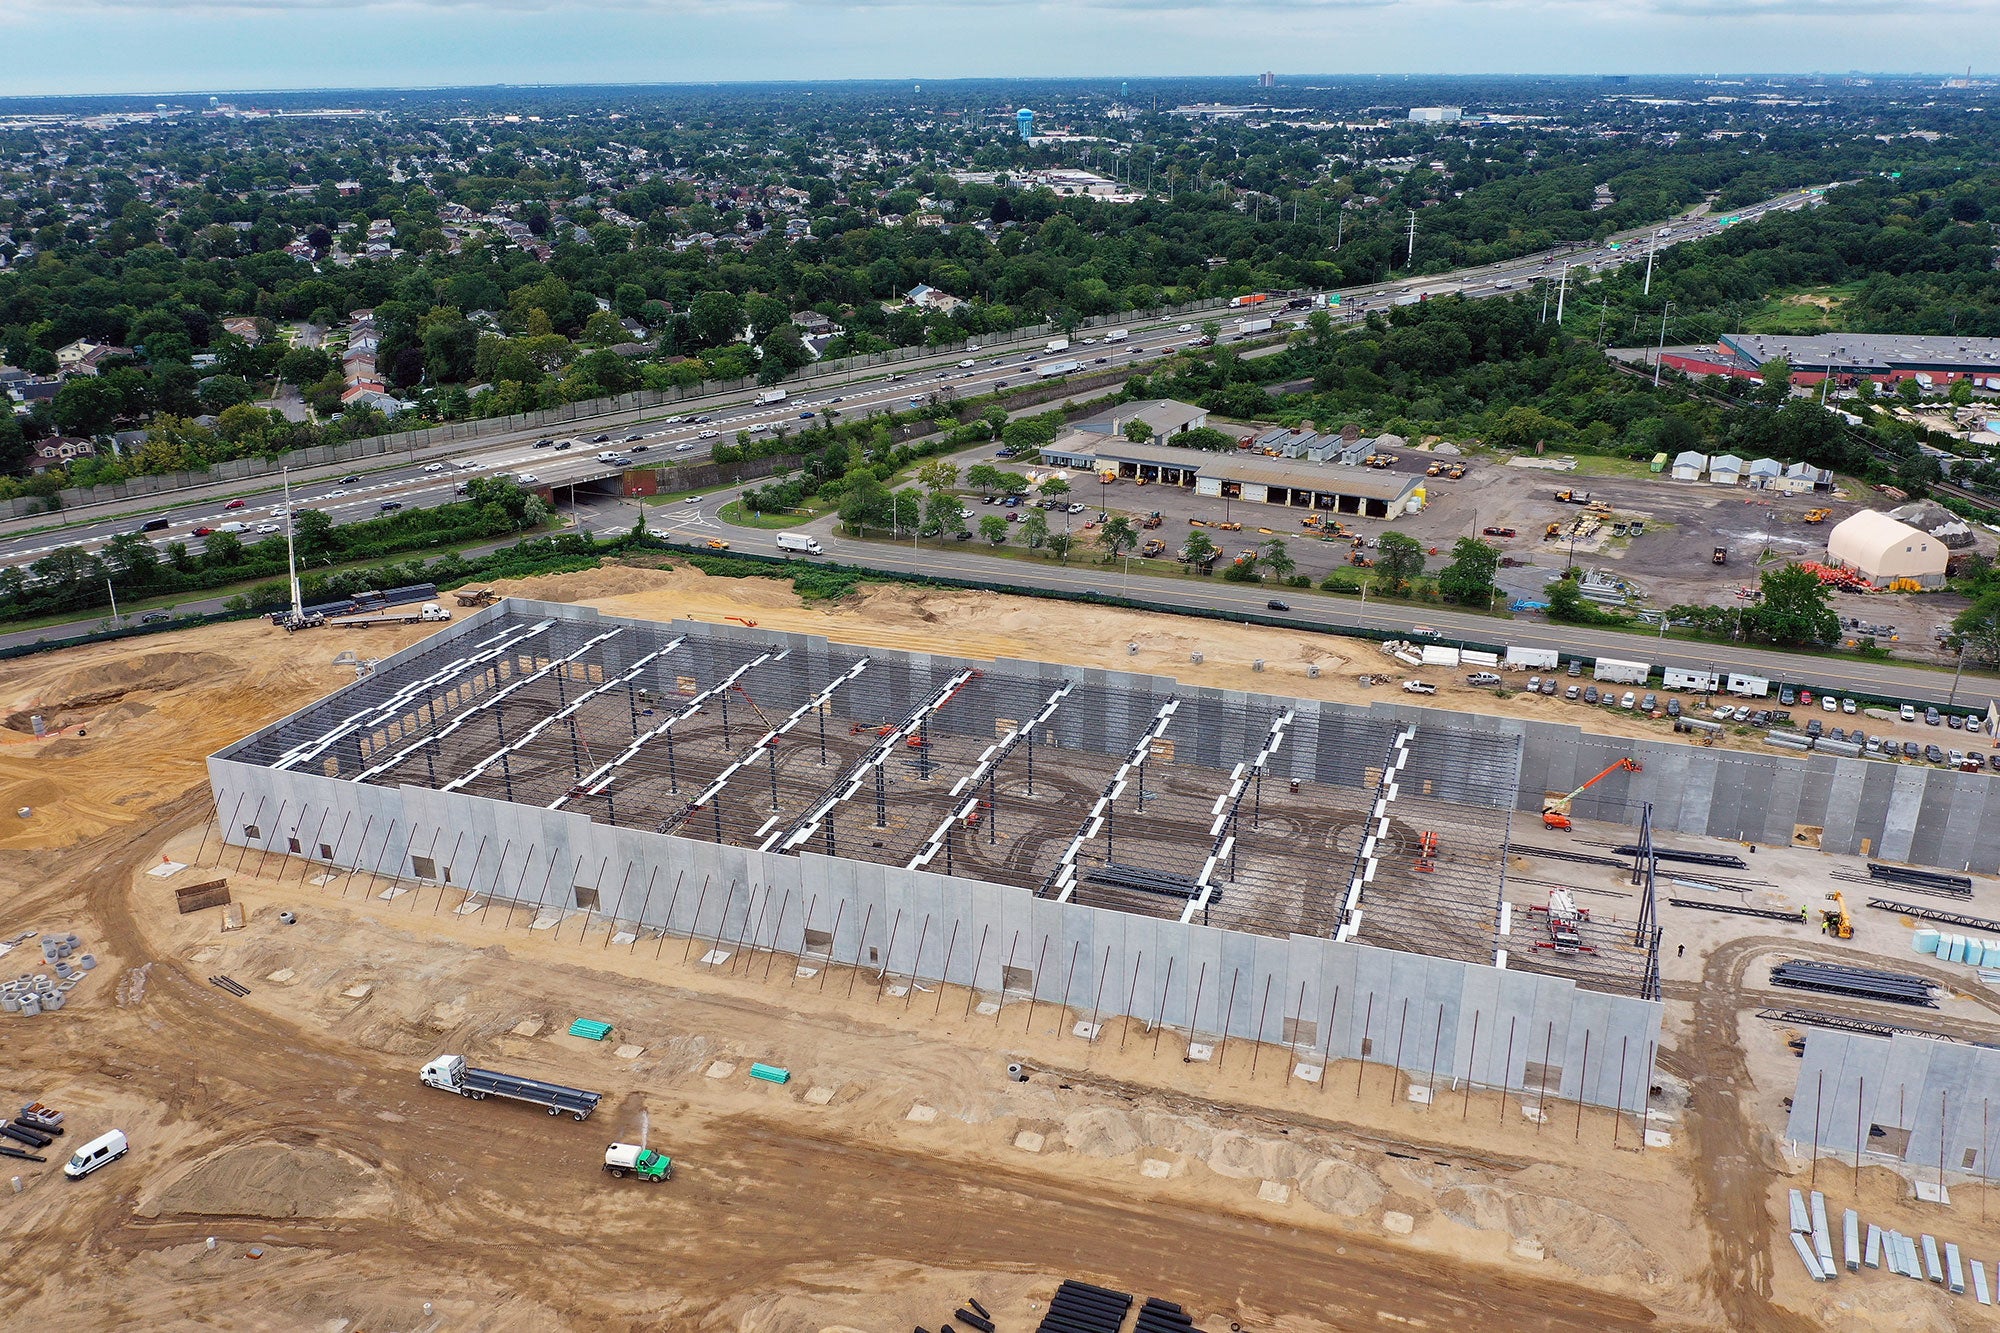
322, 489, 348, 499
192, 526, 214, 537
1266, 599, 1290, 611
800, 411, 815, 419
1177, 323, 1194, 333
553, 440, 572, 450
675, 443, 694, 452
423, 462, 447, 472
255, 523, 280, 534
625, 434, 645, 443
1094, 357, 1108, 364
629, 444, 649, 452
534, 438, 555, 447
705, 538, 730, 551
514, 472, 538, 484
379, 501, 403, 512
959, 359, 975, 368
341, 475, 361, 484
224, 499, 245, 509
456, 459, 479, 471
140, 611, 171, 624
697, 429, 719, 439
592, 434, 611, 444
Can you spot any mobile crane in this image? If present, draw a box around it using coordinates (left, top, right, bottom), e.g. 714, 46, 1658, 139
1541, 757, 1643, 831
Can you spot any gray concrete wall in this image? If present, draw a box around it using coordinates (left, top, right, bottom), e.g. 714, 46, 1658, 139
1787, 1030, 2000, 1184
206, 750, 1662, 1113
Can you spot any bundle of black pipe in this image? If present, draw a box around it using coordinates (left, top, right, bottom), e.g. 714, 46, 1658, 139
956, 1307, 994, 1333
1, 1122, 52, 1148
1869, 863, 1974, 893
1037, 1279, 1132, 1333
1769, 959, 1939, 1008
1136, 1296, 1202, 1333
0, 1143, 47, 1163
969, 1298, 990, 1320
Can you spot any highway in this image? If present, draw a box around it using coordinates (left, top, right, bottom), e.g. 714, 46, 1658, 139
0, 180, 1835, 575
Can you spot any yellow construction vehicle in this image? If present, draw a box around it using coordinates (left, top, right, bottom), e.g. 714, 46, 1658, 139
1821, 891, 1853, 939
1425, 461, 1445, 477
1542, 758, 1643, 831
1802, 509, 1832, 524
1544, 521, 1565, 540
1447, 465, 1467, 480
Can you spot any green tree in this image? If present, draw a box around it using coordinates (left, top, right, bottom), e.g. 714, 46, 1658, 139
923, 489, 966, 542
687, 290, 745, 349
1045, 531, 1076, 564
293, 507, 336, 561
1749, 563, 1838, 646
837, 476, 895, 534
278, 347, 334, 386
1896, 376, 1923, 405
1260, 537, 1296, 581
1181, 530, 1218, 567
1437, 537, 1500, 607
53, 377, 122, 436
1020, 508, 1049, 548
1123, 418, 1154, 444
1486, 405, 1570, 453
1098, 515, 1139, 559
965, 463, 1002, 496
1953, 591, 2000, 668
1375, 531, 1426, 594
978, 514, 1009, 545
1038, 476, 1070, 505
201, 530, 244, 566
916, 459, 960, 493
1755, 356, 1793, 405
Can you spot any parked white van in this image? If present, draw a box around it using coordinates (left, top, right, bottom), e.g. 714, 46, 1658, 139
64, 1129, 128, 1179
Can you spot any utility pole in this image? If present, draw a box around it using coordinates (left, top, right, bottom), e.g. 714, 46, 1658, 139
283, 467, 303, 622
1405, 209, 1417, 267
1597, 294, 1610, 346
1643, 239, 1656, 297
1555, 264, 1569, 324
1653, 302, 1675, 389
105, 577, 119, 625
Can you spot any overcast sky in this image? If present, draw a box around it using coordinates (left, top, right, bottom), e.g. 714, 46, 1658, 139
2, 1, 1988, 97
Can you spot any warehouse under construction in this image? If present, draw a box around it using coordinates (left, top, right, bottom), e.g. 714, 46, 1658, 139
209, 600, 1667, 1112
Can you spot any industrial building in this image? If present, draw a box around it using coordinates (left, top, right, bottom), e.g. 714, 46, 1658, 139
1825, 510, 1951, 589
1409, 107, 1463, 123
1665, 332, 2000, 393
208, 601, 1670, 1113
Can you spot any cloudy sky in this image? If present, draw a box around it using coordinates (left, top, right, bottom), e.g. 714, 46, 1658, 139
1, 1, 1984, 97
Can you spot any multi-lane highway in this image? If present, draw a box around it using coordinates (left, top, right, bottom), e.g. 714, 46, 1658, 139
0, 181, 1837, 573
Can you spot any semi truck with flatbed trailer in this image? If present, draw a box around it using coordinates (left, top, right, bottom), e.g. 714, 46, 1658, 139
331, 603, 452, 628
420, 1055, 602, 1120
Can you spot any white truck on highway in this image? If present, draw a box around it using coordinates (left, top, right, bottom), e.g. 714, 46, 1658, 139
1045, 338, 1070, 354
776, 532, 824, 556
758, 389, 788, 405
331, 602, 452, 628
1236, 317, 1274, 335
420, 1054, 602, 1120
1104, 329, 1130, 343
1037, 359, 1083, 379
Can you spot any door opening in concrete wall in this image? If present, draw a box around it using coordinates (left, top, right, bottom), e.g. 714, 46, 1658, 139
1360, 1037, 1374, 1057
287, 837, 302, 854
319, 843, 334, 860
1870, 1125, 1912, 1158
1523, 1061, 1564, 1093
867, 946, 879, 964
1282, 1017, 1318, 1047
1002, 965, 1034, 993
411, 855, 437, 880
243, 824, 261, 840
1966, 1148, 1980, 1170
441, 866, 452, 884
803, 928, 834, 955
574, 885, 599, 909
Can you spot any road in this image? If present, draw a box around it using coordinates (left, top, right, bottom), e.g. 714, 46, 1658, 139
642, 473, 1998, 707
0, 181, 1837, 576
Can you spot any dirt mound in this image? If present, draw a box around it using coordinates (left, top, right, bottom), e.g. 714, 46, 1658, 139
1063, 1106, 1142, 1158
1434, 1183, 1650, 1276
138, 1139, 391, 1220
1295, 1157, 1386, 1217
1203, 1129, 1309, 1181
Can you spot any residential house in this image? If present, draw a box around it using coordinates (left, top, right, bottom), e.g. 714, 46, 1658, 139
220, 316, 263, 345
31, 436, 95, 472
902, 283, 964, 312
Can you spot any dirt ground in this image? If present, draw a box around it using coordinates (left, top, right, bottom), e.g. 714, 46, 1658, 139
1, 562, 1996, 1331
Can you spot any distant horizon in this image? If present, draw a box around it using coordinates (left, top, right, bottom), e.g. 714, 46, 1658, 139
0, 70, 1992, 106
8, 0, 2000, 102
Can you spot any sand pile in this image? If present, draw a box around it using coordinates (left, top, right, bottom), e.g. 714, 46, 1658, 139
1433, 1182, 1650, 1276
1063, 1106, 1143, 1158
1295, 1158, 1387, 1217
138, 1140, 391, 1220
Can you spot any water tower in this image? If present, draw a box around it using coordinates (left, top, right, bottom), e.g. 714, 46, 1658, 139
1017, 109, 1035, 142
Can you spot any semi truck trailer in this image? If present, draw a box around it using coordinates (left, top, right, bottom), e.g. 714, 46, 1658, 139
420, 1055, 603, 1120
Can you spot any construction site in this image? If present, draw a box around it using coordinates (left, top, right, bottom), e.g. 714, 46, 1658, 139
4, 558, 2000, 1333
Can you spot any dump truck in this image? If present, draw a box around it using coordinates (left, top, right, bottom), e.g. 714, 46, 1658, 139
331, 603, 452, 628
1554, 489, 1592, 505
603, 1142, 672, 1181
453, 588, 497, 608
1139, 512, 1164, 529
1713, 546, 1729, 566
420, 1055, 602, 1120
1140, 538, 1167, 557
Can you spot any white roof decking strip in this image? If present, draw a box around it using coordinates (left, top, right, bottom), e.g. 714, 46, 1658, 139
778, 668, 980, 853
271, 619, 553, 772
1051, 698, 1181, 904
1182, 709, 1294, 925
351, 626, 623, 785
906, 680, 1075, 872
556, 649, 785, 809
442, 639, 684, 794
1335, 725, 1417, 944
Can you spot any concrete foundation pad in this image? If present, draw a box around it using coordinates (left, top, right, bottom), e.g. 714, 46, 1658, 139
510, 1018, 544, 1038
1408, 1085, 1434, 1105
883, 984, 909, 998
906, 1104, 938, 1123
794, 966, 819, 979
1511, 1238, 1546, 1262
1645, 1128, 1673, 1148
264, 968, 295, 984
1916, 1181, 1953, 1205
529, 909, 566, 930
147, 861, 187, 879
698, 949, 732, 966
1293, 1063, 1323, 1083
610, 931, 637, 946
1186, 1042, 1214, 1062
974, 1001, 1001, 1016
1071, 1021, 1102, 1042
1521, 1104, 1548, 1124
1013, 1131, 1045, 1154
705, 1061, 737, 1080
1140, 1159, 1173, 1179
1382, 1211, 1415, 1236
220, 904, 243, 932
309, 873, 340, 886
377, 885, 411, 901
1257, 1180, 1291, 1205
341, 984, 372, 1000
804, 1085, 837, 1106
452, 899, 486, 915
614, 1044, 645, 1060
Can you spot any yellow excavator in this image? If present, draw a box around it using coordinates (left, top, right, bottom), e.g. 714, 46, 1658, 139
1542, 758, 1643, 831
1821, 891, 1853, 939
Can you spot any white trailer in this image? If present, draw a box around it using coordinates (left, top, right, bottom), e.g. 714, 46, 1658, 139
1038, 359, 1083, 379
1504, 646, 1559, 670
1663, 667, 1719, 692
1237, 316, 1274, 335
1045, 338, 1070, 354
776, 532, 823, 556
1104, 328, 1130, 343
1727, 673, 1772, 698
1592, 658, 1651, 685
758, 389, 787, 405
